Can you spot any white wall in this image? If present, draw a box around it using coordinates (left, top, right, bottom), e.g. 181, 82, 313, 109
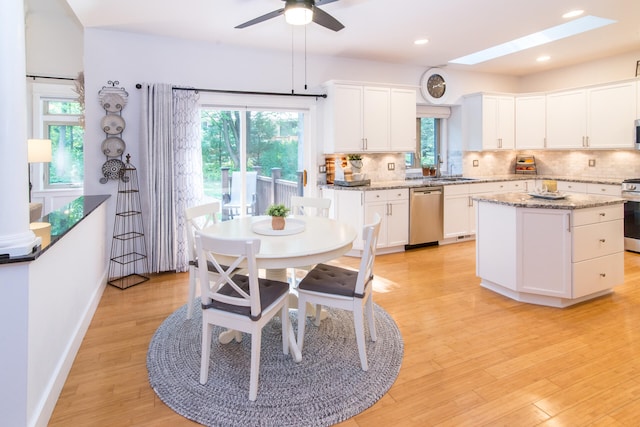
518, 49, 640, 93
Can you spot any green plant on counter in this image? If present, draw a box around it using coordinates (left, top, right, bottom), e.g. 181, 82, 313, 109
347, 154, 362, 161
265, 204, 289, 217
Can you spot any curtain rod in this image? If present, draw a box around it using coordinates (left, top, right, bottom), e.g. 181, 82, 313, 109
26, 74, 76, 82
134, 83, 327, 99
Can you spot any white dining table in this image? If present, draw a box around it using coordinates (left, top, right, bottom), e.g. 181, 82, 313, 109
201, 215, 357, 361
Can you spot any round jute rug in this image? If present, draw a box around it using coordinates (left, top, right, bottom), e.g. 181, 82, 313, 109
147, 301, 404, 427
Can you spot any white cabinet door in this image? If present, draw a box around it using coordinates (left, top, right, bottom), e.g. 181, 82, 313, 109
335, 190, 364, 250
443, 185, 472, 238
496, 96, 515, 149
362, 86, 390, 151
515, 95, 546, 149
463, 94, 515, 151
365, 201, 389, 248
324, 84, 364, 153
588, 81, 637, 148
517, 208, 572, 298
390, 88, 417, 152
364, 188, 408, 248
386, 199, 409, 247
546, 89, 587, 149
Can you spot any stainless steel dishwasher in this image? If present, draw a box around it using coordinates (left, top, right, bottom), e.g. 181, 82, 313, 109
408, 186, 443, 245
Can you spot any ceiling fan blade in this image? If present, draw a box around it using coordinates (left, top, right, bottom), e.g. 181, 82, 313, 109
311, 6, 344, 31
315, 0, 340, 5
235, 8, 285, 29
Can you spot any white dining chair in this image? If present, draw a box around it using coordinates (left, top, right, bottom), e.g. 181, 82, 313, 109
289, 196, 332, 284
290, 195, 331, 218
222, 171, 257, 219
296, 213, 382, 371
195, 232, 292, 401
184, 201, 223, 319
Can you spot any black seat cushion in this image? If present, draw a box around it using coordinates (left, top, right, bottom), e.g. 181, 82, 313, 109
298, 263, 358, 297
202, 274, 289, 321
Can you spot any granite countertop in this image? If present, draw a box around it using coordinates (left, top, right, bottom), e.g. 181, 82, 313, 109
1, 195, 111, 264
323, 175, 626, 191
473, 192, 625, 209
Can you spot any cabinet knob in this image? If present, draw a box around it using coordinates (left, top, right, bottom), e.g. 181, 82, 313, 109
599, 239, 606, 243
600, 273, 606, 278
599, 212, 606, 217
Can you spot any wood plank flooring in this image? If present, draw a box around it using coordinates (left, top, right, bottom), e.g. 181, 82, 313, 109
49, 241, 640, 426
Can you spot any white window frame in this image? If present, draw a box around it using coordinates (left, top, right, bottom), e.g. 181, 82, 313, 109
31, 82, 84, 190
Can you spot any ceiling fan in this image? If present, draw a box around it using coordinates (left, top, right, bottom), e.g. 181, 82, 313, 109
235, 0, 345, 32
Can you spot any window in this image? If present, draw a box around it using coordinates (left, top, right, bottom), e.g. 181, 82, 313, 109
43, 99, 84, 187
406, 117, 440, 171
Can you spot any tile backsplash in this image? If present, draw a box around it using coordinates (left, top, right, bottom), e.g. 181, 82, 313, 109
462, 150, 640, 179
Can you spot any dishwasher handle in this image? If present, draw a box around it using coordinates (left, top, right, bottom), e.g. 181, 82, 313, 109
412, 188, 443, 195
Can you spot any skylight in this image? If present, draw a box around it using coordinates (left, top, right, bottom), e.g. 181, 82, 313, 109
449, 15, 616, 65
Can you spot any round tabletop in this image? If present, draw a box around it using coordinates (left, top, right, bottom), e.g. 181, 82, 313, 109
202, 215, 357, 269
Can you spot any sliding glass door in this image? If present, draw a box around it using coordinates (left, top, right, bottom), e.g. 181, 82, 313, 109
200, 105, 308, 220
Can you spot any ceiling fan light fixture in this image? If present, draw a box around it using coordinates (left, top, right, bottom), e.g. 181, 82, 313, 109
285, 3, 313, 26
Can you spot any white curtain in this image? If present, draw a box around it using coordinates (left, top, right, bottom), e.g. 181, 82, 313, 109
140, 84, 202, 273
173, 89, 203, 271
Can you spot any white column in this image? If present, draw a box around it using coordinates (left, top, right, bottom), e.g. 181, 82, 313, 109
0, 0, 38, 257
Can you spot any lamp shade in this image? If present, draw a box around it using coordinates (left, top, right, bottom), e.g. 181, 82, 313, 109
28, 139, 52, 163
284, 3, 313, 25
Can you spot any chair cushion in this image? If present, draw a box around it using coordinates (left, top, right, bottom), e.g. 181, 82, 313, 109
202, 274, 289, 320
298, 263, 358, 297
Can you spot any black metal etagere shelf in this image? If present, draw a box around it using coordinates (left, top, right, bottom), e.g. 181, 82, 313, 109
107, 155, 149, 289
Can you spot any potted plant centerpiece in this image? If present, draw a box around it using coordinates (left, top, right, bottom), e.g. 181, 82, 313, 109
348, 154, 363, 173
266, 204, 290, 230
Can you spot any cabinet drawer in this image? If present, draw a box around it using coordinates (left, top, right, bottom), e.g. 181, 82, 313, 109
386, 188, 408, 201
470, 182, 509, 193
508, 180, 532, 192
365, 190, 387, 202
573, 204, 623, 226
364, 188, 408, 203
573, 252, 624, 298
557, 181, 587, 193
586, 183, 622, 197
573, 220, 623, 262
443, 183, 470, 196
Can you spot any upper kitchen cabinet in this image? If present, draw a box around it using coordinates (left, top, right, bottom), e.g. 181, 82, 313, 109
463, 93, 515, 151
546, 81, 637, 149
515, 95, 546, 149
390, 88, 418, 152
588, 81, 637, 149
322, 82, 416, 153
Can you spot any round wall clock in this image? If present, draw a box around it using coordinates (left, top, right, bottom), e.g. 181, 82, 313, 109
420, 68, 449, 104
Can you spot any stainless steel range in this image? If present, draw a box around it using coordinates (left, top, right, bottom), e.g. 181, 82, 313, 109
622, 179, 640, 252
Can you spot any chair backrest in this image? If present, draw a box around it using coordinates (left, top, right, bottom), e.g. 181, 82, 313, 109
354, 213, 382, 297
290, 196, 331, 217
228, 171, 257, 205
185, 201, 221, 261
195, 232, 262, 319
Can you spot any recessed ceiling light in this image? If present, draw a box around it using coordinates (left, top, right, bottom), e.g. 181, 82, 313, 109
537, 55, 551, 62
449, 15, 616, 65
563, 10, 584, 19
414, 39, 429, 45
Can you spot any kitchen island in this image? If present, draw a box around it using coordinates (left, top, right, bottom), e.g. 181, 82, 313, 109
473, 192, 625, 308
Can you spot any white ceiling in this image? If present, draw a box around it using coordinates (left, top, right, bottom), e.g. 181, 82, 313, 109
60, 0, 640, 76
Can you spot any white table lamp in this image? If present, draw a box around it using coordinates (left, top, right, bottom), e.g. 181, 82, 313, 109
27, 138, 52, 202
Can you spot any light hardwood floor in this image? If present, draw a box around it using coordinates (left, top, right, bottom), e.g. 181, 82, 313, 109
49, 241, 640, 426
